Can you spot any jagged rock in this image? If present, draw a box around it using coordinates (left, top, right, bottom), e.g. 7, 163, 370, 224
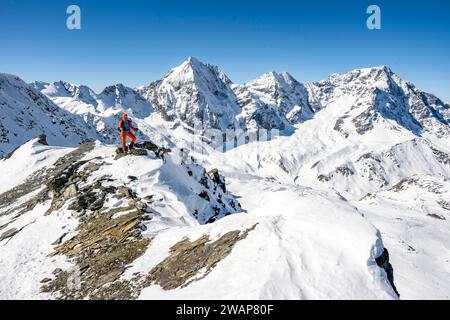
115, 186, 135, 199
198, 191, 210, 202
62, 184, 77, 200
207, 169, 226, 192
437, 200, 450, 211
42, 206, 151, 300
134, 141, 159, 152
0, 141, 95, 217
114, 148, 148, 160
134, 141, 171, 160
144, 225, 257, 290
375, 248, 400, 297
37, 134, 48, 146
0, 228, 19, 242
427, 213, 446, 220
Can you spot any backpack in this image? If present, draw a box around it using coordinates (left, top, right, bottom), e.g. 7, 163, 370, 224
119, 119, 131, 132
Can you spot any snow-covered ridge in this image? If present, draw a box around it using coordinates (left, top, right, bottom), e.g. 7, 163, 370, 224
0, 138, 399, 299
31, 58, 449, 139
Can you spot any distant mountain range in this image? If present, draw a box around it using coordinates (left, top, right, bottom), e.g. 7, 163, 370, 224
1, 58, 450, 299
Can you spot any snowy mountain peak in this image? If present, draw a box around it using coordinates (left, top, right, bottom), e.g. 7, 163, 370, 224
97, 83, 153, 118
249, 71, 302, 89
167, 57, 233, 86
100, 83, 133, 97
138, 58, 239, 129
326, 65, 397, 88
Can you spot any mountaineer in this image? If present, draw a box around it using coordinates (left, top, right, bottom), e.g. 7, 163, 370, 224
117, 113, 138, 152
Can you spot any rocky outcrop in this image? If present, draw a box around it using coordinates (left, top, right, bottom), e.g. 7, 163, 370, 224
317, 165, 355, 182
114, 141, 172, 160
144, 224, 257, 290
375, 248, 400, 297
42, 207, 151, 299
0, 141, 96, 218
41, 169, 154, 299
207, 168, 226, 193
184, 164, 243, 224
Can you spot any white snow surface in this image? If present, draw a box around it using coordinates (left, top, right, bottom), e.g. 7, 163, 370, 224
1, 58, 450, 299
0, 141, 398, 300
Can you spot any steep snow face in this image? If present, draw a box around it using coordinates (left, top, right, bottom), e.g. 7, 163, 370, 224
0, 140, 398, 300
137, 58, 316, 133
233, 72, 314, 132
357, 175, 450, 299
138, 57, 241, 130
0, 74, 99, 158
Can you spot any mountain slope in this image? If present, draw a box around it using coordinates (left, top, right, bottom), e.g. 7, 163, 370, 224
233, 71, 314, 132
32, 80, 155, 145
2, 59, 449, 299
358, 175, 450, 299
0, 138, 398, 299
306, 66, 450, 139
138, 57, 241, 130
0, 74, 99, 158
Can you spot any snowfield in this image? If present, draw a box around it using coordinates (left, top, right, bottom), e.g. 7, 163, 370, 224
1, 58, 449, 299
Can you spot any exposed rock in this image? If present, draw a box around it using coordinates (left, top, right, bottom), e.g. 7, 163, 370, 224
114, 148, 148, 160
47, 161, 105, 214
37, 134, 48, 145
207, 168, 226, 192
198, 191, 210, 202
0, 221, 34, 242
63, 184, 77, 200
115, 186, 136, 200
427, 213, 446, 220
0, 141, 96, 217
135, 141, 171, 160
375, 248, 400, 297
42, 207, 151, 299
144, 224, 257, 290
134, 141, 159, 153
429, 145, 450, 165
317, 166, 354, 183
41, 169, 155, 299
0, 228, 19, 242
390, 177, 444, 194
437, 200, 450, 211
333, 117, 349, 138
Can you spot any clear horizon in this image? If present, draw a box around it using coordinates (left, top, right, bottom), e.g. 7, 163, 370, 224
1, 0, 449, 101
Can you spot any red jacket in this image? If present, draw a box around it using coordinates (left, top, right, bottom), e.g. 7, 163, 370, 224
118, 119, 136, 132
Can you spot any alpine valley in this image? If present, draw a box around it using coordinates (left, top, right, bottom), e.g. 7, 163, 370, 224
1, 57, 449, 299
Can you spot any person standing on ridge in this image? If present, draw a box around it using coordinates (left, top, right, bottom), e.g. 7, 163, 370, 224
118, 113, 138, 152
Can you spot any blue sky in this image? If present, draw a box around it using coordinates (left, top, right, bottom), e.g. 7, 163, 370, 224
0, 0, 449, 101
